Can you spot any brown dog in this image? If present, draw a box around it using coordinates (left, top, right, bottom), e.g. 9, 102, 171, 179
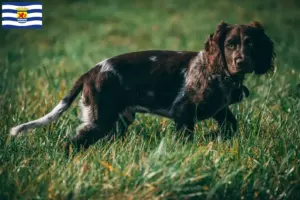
11, 21, 275, 150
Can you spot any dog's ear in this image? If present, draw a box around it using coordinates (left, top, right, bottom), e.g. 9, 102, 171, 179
248, 21, 275, 75
205, 21, 230, 51
248, 21, 264, 29
212, 21, 230, 45
204, 21, 231, 69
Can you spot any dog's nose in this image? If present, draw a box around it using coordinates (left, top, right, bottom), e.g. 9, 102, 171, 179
235, 56, 244, 65
236, 60, 246, 68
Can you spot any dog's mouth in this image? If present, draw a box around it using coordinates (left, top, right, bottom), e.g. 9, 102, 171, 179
236, 60, 254, 74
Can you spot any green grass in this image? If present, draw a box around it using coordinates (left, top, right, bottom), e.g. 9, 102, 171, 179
1, 0, 300, 199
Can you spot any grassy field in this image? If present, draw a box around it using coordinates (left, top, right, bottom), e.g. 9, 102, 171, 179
1, 0, 300, 199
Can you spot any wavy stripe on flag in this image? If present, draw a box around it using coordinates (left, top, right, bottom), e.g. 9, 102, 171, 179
2, 20, 42, 26
2, 17, 42, 22
2, 9, 42, 14
2, 5, 42, 10
2, 25, 42, 28
2, 13, 42, 18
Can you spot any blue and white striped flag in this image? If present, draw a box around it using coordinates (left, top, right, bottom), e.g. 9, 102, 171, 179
2, 2, 42, 29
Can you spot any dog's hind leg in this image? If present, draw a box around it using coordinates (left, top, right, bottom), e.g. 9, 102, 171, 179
66, 73, 125, 152
213, 107, 237, 139
68, 99, 123, 152
114, 108, 136, 138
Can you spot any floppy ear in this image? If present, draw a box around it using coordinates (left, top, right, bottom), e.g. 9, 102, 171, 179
212, 21, 230, 46
205, 21, 229, 51
248, 21, 275, 75
204, 21, 230, 70
249, 21, 264, 29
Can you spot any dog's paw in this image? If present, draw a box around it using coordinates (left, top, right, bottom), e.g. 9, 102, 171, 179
230, 85, 250, 104
241, 85, 249, 98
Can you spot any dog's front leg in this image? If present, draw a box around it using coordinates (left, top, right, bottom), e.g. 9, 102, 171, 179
170, 96, 196, 140
230, 85, 250, 105
213, 107, 237, 139
174, 120, 195, 140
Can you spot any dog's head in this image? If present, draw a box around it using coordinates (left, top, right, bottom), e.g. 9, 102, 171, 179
205, 21, 275, 76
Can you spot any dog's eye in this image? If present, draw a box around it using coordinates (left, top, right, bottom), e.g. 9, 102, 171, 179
244, 38, 253, 47
226, 42, 235, 50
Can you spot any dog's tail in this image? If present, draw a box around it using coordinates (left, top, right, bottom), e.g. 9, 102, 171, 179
10, 71, 89, 136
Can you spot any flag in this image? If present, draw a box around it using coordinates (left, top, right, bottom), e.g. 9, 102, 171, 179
2, 2, 42, 29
